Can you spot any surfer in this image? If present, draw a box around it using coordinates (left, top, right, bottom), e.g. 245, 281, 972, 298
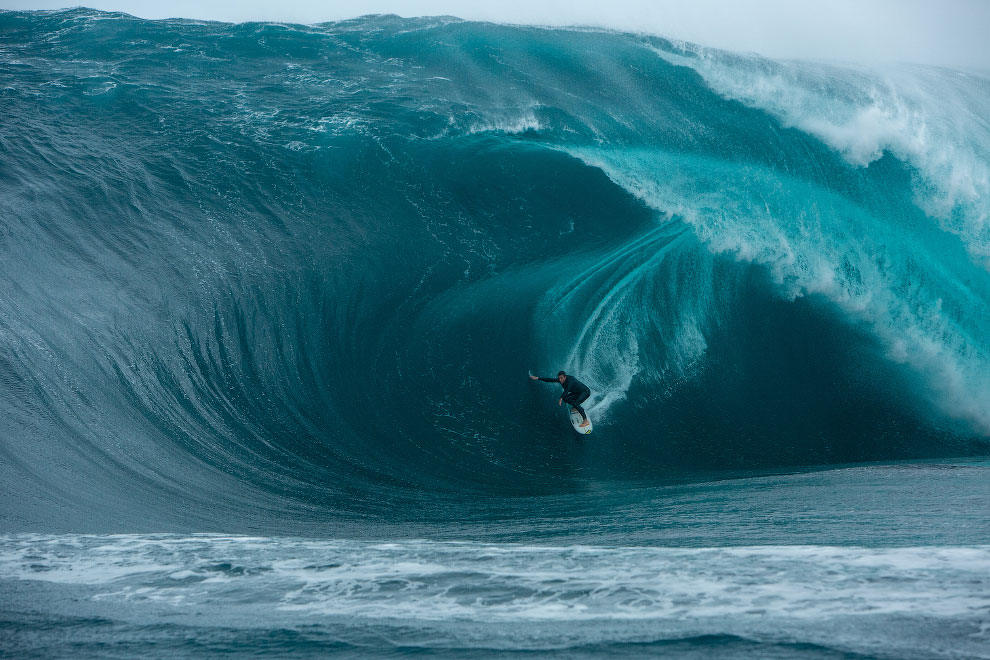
530, 371, 591, 427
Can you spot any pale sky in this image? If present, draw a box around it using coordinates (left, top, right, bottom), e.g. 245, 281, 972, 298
4, 0, 989, 70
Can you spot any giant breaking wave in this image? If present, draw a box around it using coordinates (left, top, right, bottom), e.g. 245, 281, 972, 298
1, 9, 989, 531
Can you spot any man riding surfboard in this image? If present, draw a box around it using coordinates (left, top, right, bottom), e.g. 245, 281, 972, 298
530, 370, 591, 428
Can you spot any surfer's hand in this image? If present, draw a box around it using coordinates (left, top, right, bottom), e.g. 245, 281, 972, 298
558, 398, 562, 406
529, 375, 538, 380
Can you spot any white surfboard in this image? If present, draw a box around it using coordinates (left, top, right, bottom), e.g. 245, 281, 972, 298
569, 408, 592, 434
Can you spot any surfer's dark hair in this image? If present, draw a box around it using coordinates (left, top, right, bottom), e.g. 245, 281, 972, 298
557, 371, 566, 377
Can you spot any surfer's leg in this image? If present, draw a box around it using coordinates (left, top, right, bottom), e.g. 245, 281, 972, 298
573, 391, 590, 421
562, 392, 587, 421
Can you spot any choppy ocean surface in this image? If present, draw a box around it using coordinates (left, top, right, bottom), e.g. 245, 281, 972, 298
1, 8, 989, 658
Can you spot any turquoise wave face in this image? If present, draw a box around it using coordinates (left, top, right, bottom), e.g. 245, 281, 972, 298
0, 9, 988, 531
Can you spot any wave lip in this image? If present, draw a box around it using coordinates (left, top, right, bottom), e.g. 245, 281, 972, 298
654, 43, 990, 260
563, 137, 990, 435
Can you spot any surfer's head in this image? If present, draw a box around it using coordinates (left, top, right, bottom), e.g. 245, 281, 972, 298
557, 371, 566, 383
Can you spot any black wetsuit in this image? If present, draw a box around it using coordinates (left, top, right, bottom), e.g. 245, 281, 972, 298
538, 375, 591, 421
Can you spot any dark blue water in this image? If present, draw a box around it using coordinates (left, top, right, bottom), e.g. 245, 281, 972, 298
1, 9, 989, 659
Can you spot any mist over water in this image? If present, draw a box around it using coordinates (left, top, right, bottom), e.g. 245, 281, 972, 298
11, 0, 990, 70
